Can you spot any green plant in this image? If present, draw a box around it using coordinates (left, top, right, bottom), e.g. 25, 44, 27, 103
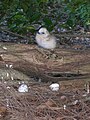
63, 0, 90, 29
0, 0, 89, 35
0, 0, 50, 34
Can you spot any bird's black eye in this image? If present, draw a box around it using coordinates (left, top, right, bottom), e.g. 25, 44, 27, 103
37, 32, 45, 34
41, 32, 45, 34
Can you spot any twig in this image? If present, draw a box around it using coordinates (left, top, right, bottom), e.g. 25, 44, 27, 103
0, 27, 90, 40
55, 33, 90, 38
0, 27, 30, 40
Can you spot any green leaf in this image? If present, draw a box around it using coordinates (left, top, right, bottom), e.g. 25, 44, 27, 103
43, 18, 52, 26
31, 13, 41, 22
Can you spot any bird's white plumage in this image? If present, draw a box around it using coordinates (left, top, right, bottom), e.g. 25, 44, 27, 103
36, 28, 57, 49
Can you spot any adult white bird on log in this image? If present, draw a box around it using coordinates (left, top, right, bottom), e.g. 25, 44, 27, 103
35, 27, 57, 49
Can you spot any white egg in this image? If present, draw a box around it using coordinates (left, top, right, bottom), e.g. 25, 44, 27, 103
18, 84, 28, 92
49, 83, 59, 91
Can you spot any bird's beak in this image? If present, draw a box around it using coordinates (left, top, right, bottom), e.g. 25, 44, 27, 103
37, 31, 40, 34
36, 28, 40, 34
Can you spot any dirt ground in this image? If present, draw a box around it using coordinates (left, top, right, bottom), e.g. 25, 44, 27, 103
0, 30, 90, 120
0, 79, 90, 120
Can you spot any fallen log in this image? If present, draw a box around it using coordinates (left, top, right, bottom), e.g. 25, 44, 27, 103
0, 42, 90, 83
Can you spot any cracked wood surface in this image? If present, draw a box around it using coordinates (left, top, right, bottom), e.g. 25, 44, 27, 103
0, 42, 90, 82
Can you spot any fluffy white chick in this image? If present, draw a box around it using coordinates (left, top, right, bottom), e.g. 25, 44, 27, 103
35, 28, 57, 49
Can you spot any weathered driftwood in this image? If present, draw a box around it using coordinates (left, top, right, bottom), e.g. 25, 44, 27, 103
0, 42, 90, 84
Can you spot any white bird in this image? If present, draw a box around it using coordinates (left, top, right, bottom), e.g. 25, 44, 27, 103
35, 27, 57, 49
